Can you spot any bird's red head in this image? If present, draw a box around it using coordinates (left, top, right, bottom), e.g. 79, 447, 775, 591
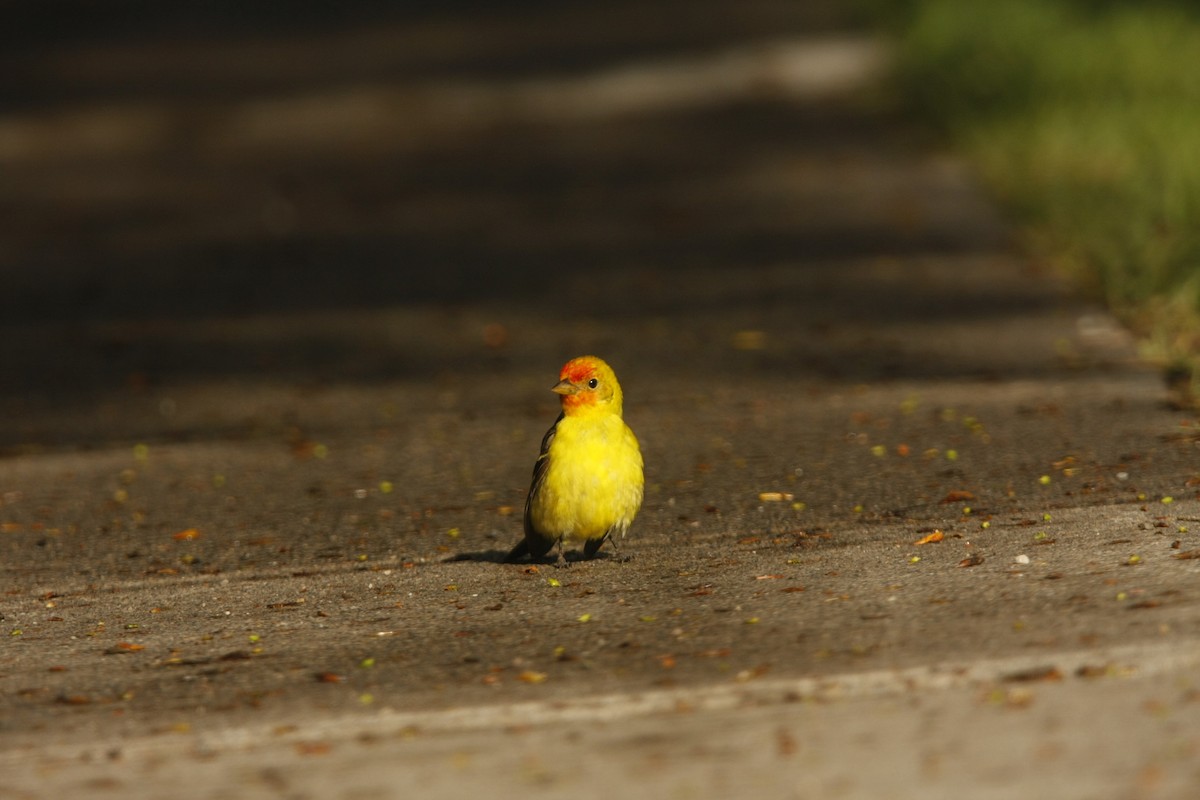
552, 355, 623, 416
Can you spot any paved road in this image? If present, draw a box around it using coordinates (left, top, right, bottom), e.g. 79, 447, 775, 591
3, 3, 1200, 798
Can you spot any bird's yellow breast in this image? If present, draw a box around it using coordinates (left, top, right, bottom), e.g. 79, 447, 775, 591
529, 412, 643, 542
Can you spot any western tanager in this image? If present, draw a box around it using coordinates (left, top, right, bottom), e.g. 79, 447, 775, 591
506, 356, 644, 565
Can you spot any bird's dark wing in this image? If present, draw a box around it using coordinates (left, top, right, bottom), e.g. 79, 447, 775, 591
529, 412, 560, 483
505, 413, 562, 562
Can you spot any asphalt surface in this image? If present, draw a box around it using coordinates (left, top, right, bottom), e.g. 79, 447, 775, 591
3, 3, 1200, 799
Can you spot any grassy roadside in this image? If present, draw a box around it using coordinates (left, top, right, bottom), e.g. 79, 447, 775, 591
868, 0, 1200, 402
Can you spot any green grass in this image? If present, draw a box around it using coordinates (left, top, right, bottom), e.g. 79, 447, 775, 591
871, 0, 1200, 399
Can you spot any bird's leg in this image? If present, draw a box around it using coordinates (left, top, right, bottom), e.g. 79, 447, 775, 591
607, 534, 632, 563
585, 531, 631, 562
553, 537, 569, 568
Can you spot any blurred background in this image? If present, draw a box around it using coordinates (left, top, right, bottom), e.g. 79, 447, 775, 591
0, 0, 869, 324
3, 0, 1198, 451
877, 0, 1200, 400
0, 0, 891, 450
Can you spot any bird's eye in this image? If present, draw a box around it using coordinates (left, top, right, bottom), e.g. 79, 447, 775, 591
587, 378, 599, 389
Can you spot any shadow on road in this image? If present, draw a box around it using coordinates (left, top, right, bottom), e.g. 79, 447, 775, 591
0, 0, 1060, 454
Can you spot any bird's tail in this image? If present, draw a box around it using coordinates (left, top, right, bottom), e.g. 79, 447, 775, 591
504, 539, 531, 563
505, 532, 557, 563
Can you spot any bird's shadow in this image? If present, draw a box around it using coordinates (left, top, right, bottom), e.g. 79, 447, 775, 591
444, 549, 619, 565
442, 549, 513, 564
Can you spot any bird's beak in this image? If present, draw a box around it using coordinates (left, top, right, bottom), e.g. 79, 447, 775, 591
551, 379, 577, 395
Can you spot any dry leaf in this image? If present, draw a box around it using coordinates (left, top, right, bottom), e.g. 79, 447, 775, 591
1003, 666, 1063, 683
914, 530, 944, 545
295, 742, 332, 756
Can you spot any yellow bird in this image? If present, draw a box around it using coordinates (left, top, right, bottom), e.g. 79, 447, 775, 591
506, 356, 644, 565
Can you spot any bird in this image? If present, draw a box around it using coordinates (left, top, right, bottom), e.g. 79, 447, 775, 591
506, 356, 644, 565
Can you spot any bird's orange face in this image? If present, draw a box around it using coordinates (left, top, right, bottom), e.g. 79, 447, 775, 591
552, 356, 622, 416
